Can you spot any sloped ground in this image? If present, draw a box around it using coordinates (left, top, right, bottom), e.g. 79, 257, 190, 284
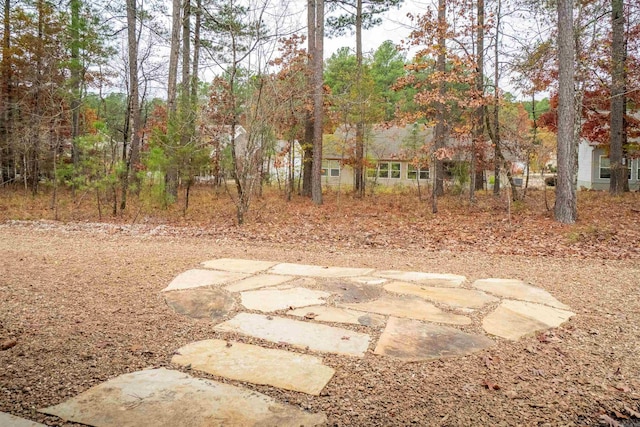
1, 217, 639, 426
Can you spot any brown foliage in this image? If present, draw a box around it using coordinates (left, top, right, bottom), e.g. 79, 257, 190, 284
1, 186, 638, 260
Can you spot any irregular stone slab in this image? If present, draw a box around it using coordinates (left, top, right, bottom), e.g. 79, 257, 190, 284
287, 305, 386, 327
240, 287, 330, 312
384, 281, 498, 309
269, 262, 374, 278
0, 412, 47, 427
482, 300, 575, 340
320, 280, 384, 303
349, 276, 388, 285
473, 278, 570, 309
215, 313, 371, 357
342, 296, 471, 325
374, 270, 465, 287
164, 287, 236, 320
375, 317, 493, 361
162, 269, 247, 291
224, 274, 293, 292
172, 339, 335, 395
40, 368, 326, 427
201, 258, 276, 274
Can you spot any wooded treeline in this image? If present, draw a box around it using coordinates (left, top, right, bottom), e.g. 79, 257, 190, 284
0, 0, 638, 224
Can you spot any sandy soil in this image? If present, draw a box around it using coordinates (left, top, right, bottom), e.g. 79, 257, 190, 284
1, 222, 639, 426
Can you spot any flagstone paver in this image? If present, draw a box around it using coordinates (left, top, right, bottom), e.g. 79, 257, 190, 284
269, 262, 374, 278
384, 281, 499, 309
374, 270, 466, 287
349, 276, 388, 285
172, 339, 335, 395
215, 312, 371, 356
472, 278, 570, 309
374, 317, 494, 361
320, 280, 384, 303
224, 274, 293, 292
36, 259, 580, 427
164, 287, 235, 320
240, 287, 331, 312
162, 269, 247, 292
287, 305, 386, 327
342, 296, 472, 325
201, 258, 276, 274
0, 412, 47, 427
40, 368, 326, 427
482, 300, 575, 340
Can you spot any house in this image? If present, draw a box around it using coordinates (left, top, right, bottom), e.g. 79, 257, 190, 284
577, 140, 640, 190
322, 124, 434, 187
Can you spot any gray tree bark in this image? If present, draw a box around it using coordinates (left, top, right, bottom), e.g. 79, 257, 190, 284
609, 0, 626, 194
554, 0, 577, 223
121, 0, 142, 211
432, 0, 446, 213
471, 0, 485, 201
167, 0, 181, 116
354, 0, 365, 198
311, 0, 324, 205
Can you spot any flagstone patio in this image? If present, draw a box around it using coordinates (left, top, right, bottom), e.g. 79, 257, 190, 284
38, 258, 575, 426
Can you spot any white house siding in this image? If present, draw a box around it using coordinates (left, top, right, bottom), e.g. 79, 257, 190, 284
580, 144, 640, 191
577, 141, 594, 189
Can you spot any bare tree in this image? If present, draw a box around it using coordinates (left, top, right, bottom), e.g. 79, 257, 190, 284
121, 0, 142, 211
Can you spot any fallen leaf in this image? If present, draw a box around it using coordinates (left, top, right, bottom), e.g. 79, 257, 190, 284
613, 411, 628, 420
599, 414, 623, 427
615, 383, 631, 393
481, 379, 500, 390
483, 356, 493, 369
1, 338, 17, 350
624, 406, 640, 418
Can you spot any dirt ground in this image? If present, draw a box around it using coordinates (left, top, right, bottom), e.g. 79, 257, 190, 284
1, 218, 639, 426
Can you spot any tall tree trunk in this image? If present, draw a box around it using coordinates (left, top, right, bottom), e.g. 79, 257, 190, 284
492, 0, 502, 196
302, 0, 316, 197
609, 0, 626, 194
555, 0, 577, 223
70, 0, 81, 169
167, 0, 181, 116
191, 0, 201, 106
181, 0, 191, 105
302, 117, 313, 196
29, 0, 46, 195
432, 0, 446, 213
1, 0, 12, 184
354, 0, 365, 198
311, 0, 324, 205
121, 0, 141, 211
165, 0, 182, 200
471, 0, 485, 201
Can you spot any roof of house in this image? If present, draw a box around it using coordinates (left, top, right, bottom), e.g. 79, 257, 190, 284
324, 124, 434, 160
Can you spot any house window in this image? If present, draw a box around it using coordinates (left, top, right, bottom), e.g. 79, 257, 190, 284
373, 162, 401, 179
321, 160, 340, 177
599, 156, 610, 179
599, 156, 632, 179
391, 162, 401, 178
408, 164, 429, 180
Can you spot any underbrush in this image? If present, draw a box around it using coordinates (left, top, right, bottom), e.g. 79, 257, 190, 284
1, 183, 638, 229
2, 183, 639, 259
